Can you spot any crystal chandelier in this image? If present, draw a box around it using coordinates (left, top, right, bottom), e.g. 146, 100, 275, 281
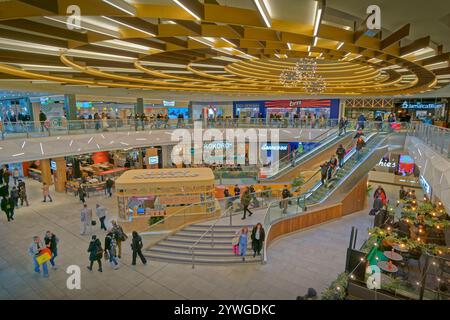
279, 58, 326, 94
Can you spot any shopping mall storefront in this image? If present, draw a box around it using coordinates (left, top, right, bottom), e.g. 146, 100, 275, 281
233, 99, 340, 120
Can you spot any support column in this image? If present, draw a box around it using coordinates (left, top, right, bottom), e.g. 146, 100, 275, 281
39, 159, 53, 186
161, 145, 170, 168
53, 157, 67, 193
136, 98, 144, 115
32, 102, 41, 131
64, 94, 77, 120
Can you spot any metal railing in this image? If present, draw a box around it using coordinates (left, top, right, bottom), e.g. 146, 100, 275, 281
190, 206, 234, 268
260, 125, 402, 264
408, 122, 450, 158
260, 128, 351, 181
0, 117, 343, 141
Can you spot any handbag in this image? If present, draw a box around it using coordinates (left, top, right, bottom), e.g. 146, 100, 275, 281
369, 208, 378, 216
36, 248, 52, 265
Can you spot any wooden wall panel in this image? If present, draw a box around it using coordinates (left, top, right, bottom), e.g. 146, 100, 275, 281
341, 174, 368, 216
266, 175, 368, 249
267, 204, 342, 246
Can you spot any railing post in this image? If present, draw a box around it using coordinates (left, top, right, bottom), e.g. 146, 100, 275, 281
191, 248, 195, 269
212, 226, 214, 248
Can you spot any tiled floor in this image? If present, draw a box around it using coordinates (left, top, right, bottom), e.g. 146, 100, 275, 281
0, 178, 373, 300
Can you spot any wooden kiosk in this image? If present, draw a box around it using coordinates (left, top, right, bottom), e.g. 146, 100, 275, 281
115, 168, 218, 232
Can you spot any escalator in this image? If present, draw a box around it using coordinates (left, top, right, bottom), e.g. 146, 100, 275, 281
304, 131, 406, 206
259, 129, 354, 183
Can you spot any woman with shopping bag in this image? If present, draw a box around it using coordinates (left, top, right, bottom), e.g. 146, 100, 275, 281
28, 236, 51, 278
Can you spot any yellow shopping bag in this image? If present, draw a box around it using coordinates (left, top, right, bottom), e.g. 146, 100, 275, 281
36, 248, 52, 265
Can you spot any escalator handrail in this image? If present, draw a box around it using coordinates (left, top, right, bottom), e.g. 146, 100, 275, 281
261, 130, 354, 180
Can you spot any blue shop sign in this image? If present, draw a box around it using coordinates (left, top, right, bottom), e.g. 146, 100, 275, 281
401, 101, 444, 109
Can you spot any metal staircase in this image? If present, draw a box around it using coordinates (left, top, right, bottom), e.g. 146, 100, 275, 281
144, 224, 262, 265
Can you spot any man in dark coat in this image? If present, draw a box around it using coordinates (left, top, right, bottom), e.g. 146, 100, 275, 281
87, 235, 103, 272
1, 196, 14, 221
336, 144, 346, 168
131, 231, 147, 265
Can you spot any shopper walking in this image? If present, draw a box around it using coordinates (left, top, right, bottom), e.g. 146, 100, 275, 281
28, 236, 49, 277
78, 184, 86, 203
44, 231, 59, 269
18, 180, 29, 207
111, 220, 127, 259
131, 231, 147, 266
281, 185, 291, 214
39, 110, 47, 132
3, 166, 10, 191
251, 223, 265, 258
399, 186, 407, 201
355, 136, 365, 161
373, 185, 387, 205
80, 204, 93, 235
42, 182, 53, 202
104, 231, 119, 269
241, 189, 254, 220
373, 194, 384, 212
338, 117, 348, 136
12, 167, 20, 186
336, 144, 346, 168
10, 186, 19, 208
1, 195, 14, 221
87, 235, 103, 272
238, 227, 248, 262
320, 162, 329, 185
95, 204, 108, 231
105, 178, 114, 197
234, 184, 241, 197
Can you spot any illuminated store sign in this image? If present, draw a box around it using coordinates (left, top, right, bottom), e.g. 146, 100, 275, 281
376, 159, 396, 168
401, 101, 444, 109
148, 156, 159, 165
204, 142, 233, 150
261, 144, 288, 151
163, 100, 176, 107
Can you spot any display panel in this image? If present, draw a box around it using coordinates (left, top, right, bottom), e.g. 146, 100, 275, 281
398, 155, 415, 176
168, 108, 189, 119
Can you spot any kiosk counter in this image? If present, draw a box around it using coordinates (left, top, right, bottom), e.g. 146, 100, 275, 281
115, 168, 219, 233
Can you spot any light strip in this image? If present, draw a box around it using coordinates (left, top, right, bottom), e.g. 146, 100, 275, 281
287, 43, 292, 50
102, 0, 136, 16
313, 8, 323, 37
337, 42, 344, 50
102, 16, 155, 36
220, 37, 236, 47
189, 36, 214, 47
253, 0, 271, 28
173, 0, 201, 21
313, 37, 318, 46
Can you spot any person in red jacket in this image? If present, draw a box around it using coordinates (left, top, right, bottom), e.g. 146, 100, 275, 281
373, 185, 387, 205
